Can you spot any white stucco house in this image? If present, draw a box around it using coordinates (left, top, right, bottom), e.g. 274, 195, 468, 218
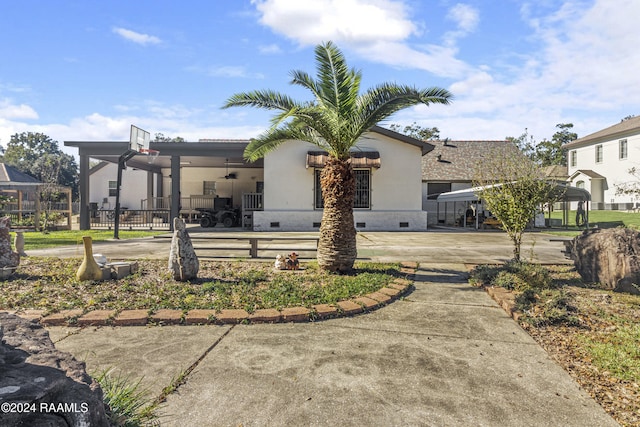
255, 126, 432, 231
564, 115, 640, 210
70, 126, 432, 231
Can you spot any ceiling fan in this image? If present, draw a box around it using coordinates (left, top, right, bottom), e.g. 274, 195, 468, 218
220, 159, 238, 180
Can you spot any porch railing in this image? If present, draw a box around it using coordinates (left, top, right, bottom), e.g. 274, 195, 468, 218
90, 209, 171, 230
241, 193, 263, 229
242, 193, 263, 211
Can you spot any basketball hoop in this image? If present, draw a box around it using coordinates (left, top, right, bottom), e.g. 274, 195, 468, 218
140, 148, 160, 164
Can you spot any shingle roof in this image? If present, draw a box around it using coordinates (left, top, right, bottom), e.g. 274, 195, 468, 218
564, 115, 640, 149
570, 169, 606, 180
0, 163, 40, 183
541, 165, 568, 179
421, 140, 518, 181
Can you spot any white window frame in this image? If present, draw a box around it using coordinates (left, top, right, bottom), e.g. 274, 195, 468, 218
595, 144, 603, 163
203, 181, 216, 195
570, 150, 577, 167
108, 180, 117, 197
619, 139, 628, 160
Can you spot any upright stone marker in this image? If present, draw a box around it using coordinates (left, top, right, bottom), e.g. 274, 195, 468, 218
168, 217, 199, 281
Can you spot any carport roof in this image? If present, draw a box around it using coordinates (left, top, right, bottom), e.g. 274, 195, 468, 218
437, 182, 591, 202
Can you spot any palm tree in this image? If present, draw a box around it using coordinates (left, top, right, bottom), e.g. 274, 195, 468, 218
223, 41, 452, 272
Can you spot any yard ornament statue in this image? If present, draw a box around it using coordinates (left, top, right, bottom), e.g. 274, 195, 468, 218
76, 236, 103, 281
168, 217, 199, 281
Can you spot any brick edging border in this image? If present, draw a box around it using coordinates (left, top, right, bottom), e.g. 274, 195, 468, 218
483, 285, 522, 321
5, 262, 417, 327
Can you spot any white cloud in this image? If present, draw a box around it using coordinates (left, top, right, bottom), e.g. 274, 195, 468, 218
250, 0, 472, 78
112, 27, 161, 46
186, 65, 264, 79
447, 3, 479, 33
0, 99, 38, 120
258, 43, 283, 54
443, 3, 479, 46
252, 0, 417, 46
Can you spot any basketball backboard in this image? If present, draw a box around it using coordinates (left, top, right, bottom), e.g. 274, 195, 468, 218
129, 125, 150, 153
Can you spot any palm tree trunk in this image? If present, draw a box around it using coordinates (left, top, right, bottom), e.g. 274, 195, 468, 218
317, 157, 357, 272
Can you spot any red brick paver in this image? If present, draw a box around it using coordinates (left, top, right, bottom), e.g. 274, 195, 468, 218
77, 310, 115, 327
215, 309, 249, 324
41, 309, 85, 326
312, 304, 338, 319
113, 310, 149, 326
281, 307, 311, 322
352, 296, 380, 310
185, 309, 217, 325
150, 309, 184, 325
336, 300, 363, 316
248, 309, 282, 323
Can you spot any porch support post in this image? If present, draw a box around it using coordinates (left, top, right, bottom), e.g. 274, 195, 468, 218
156, 172, 164, 202
170, 155, 181, 231
79, 153, 91, 230
146, 171, 154, 207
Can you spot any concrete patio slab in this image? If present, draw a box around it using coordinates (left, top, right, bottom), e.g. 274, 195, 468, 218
49, 325, 232, 398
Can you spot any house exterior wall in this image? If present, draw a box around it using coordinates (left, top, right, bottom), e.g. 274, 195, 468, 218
160, 167, 263, 209
89, 163, 152, 209
253, 133, 427, 231
567, 133, 640, 208
91, 163, 264, 211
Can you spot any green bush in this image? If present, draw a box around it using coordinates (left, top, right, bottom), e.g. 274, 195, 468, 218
492, 271, 527, 291
503, 260, 552, 289
470, 261, 552, 290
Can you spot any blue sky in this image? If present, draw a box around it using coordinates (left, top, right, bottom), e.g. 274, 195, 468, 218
1, 0, 638, 155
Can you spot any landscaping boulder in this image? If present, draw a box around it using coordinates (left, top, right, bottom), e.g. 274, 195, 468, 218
0, 216, 19, 269
168, 216, 199, 281
567, 227, 640, 295
0, 312, 109, 426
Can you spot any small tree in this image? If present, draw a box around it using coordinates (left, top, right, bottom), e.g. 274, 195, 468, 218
615, 167, 640, 199
1, 132, 79, 199
474, 148, 561, 261
533, 123, 576, 166
34, 154, 69, 231
389, 122, 441, 140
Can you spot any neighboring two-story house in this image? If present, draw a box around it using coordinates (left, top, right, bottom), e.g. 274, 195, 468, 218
564, 115, 640, 210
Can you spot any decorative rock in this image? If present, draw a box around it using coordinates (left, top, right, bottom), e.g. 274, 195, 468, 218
0, 216, 19, 268
168, 217, 199, 281
567, 227, 640, 295
0, 312, 109, 426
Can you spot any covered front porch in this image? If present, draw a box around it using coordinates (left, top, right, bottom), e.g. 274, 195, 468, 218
65, 140, 264, 231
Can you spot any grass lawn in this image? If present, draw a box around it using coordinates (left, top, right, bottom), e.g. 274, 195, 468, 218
1, 258, 405, 316
14, 230, 164, 250
545, 210, 640, 237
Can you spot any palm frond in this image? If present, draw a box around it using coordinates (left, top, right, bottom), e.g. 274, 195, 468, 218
314, 42, 361, 117
244, 120, 329, 162
222, 89, 298, 112
354, 84, 453, 133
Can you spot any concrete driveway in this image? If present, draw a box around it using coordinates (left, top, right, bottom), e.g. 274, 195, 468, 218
28, 229, 572, 265
42, 230, 617, 426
